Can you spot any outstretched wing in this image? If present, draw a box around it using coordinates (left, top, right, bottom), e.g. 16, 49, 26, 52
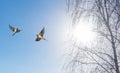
17, 29, 21, 32
9, 25, 15, 32
39, 27, 45, 37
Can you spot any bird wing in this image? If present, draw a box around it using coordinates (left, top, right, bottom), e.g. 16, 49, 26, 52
9, 25, 15, 32
17, 29, 21, 32
39, 27, 45, 37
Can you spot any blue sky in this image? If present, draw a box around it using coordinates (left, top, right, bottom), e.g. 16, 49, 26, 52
0, 0, 68, 73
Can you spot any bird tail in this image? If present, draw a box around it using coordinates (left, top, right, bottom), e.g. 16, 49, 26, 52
12, 33, 16, 36
42, 38, 47, 41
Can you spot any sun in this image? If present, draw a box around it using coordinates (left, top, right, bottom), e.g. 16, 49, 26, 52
72, 18, 96, 46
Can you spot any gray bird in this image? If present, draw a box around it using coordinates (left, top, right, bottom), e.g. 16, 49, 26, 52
9, 25, 21, 36
35, 27, 46, 41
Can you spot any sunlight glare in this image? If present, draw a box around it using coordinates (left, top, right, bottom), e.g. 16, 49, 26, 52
72, 18, 96, 46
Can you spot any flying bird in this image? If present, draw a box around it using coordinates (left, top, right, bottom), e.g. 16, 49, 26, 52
9, 25, 21, 36
35, 27, 46, 41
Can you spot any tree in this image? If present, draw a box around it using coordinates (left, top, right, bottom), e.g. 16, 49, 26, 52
64, 0, 120, 73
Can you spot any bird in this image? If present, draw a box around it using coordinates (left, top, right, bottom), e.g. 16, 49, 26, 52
9, 25, 21, 36
35, 27, 46, 41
